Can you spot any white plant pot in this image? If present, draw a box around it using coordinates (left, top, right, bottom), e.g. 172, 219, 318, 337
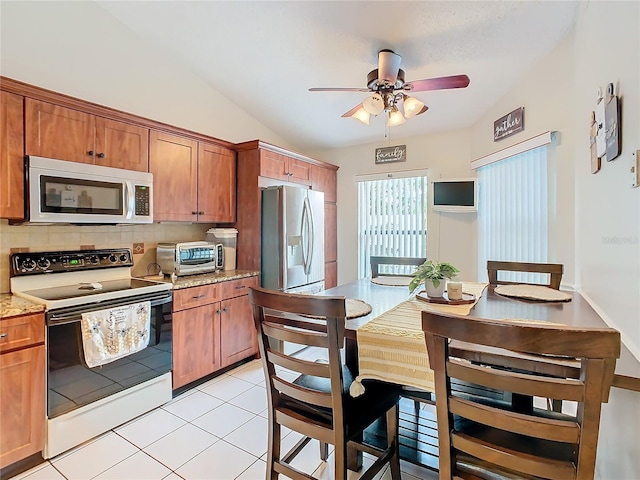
425, 280, 446, 298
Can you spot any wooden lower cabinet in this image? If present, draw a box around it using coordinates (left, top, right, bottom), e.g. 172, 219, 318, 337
172, 276, 259, 389
172, 303, 221, 389
0, 314, 45, 469
220, 294, 257, 368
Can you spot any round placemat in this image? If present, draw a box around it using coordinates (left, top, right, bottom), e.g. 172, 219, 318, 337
370, 276, 413, 287
345, 298, 373, 318
494, 284, 572, 302
301, 298, 372, 319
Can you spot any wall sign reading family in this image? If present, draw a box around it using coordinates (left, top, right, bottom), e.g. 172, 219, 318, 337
494, 107, 524, 141
375, 145, 407, 164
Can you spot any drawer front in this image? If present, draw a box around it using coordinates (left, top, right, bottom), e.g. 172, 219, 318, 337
0, 314, 45, 353
220, 276, 259, 300
0, 314, 44, 352
173, 284, 221, 311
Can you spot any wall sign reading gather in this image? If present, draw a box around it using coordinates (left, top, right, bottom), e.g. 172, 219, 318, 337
375, 145, 407, 164
494, 107, 524, 141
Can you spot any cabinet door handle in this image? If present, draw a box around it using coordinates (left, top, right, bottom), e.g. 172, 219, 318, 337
97, 152, 106, 159
192, 211, 198, 215
216, 309, 221, 314
0, 333, 7, 339
222, 307, 228, 312
88, 150, 95, 156
192, 294, 206, 299
235, 285, 246, 290
198, 211, 204, 215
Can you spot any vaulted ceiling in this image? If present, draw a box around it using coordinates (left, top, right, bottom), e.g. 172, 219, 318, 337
97, 1, 579, 150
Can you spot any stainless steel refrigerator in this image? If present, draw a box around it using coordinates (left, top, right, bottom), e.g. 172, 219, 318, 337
261, 186, 325, 293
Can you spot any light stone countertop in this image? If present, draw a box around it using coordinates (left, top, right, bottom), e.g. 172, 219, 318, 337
0, 270, 260, 318
0, 293, 45, 319
140, 270, 260, 290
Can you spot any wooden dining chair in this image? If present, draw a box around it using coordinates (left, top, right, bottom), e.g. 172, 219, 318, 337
422, 310, 620, 480
249, 286, 401, 480
487, 260, 564, 289
370, 256, 426, 278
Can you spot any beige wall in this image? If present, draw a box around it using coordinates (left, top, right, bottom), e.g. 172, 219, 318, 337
572, 3, 640, 479
0, 0, 294, 150
312, 129, 475, 284
468, 35, 577, 286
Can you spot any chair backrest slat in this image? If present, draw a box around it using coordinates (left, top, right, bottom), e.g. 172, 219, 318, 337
272, 377, 334, 408
450, 397, 580, 443
266, 349, 331, 378
262, 322, 330, 348
487, 260, 563, 289
452, 432, 577, 480
370, 256, 426, 278
447, 359, 585, 402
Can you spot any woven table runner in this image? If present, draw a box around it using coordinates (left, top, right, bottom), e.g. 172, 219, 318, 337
350, 282, 488, 397
370, 276, 413, 287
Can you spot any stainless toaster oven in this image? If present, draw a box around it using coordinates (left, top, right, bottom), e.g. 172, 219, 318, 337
157, 241, 223, 276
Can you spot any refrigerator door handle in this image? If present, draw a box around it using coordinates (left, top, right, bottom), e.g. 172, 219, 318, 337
306, 197, 315, 276
301, 198, 309, 274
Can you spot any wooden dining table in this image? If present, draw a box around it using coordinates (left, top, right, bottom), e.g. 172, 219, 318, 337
320, 278, 640, 471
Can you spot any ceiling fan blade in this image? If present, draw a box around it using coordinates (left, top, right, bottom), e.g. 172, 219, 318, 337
378, 49, 402, 85
405, 74, 470, 92
341, 103, 364, 118
309, 87, 370, 92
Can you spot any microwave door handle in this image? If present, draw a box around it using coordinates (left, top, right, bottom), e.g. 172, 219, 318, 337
124, 181, 134, 220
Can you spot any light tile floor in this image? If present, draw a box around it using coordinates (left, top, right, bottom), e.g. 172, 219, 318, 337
11, 348, 438, 480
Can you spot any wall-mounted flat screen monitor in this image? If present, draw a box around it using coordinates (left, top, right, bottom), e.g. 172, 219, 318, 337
431, 178, 477, 213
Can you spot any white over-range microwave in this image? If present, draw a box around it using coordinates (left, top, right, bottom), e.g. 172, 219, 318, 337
24, 156, 153, 224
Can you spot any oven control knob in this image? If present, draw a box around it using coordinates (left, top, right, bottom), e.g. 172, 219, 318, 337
21, 259, 36, 271
119, 254, 129, 263
108, 254, 118, 263
88, 255, 100, 265
37, 258, 51, 270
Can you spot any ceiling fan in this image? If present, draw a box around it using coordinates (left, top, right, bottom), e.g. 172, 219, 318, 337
309, 49, 470, 126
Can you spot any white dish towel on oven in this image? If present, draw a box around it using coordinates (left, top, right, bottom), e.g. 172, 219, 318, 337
80, 301, 151, 368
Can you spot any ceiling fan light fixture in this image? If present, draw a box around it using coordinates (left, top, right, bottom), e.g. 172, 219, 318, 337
362, 93, 384, 115
350, 107, 370, 125
387, 107, 406, 127
403, 95, 425, 118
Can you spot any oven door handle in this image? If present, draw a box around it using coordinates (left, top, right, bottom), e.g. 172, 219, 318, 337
47, 292, 172, 326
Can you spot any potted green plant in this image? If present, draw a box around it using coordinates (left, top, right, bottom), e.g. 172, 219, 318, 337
409, 260, 460, 297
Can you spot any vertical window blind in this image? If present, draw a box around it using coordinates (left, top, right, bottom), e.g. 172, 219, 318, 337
357, 174, 427, 278
477, 145, 549, 284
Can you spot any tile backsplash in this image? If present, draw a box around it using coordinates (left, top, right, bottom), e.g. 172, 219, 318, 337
0, 220, 212, 293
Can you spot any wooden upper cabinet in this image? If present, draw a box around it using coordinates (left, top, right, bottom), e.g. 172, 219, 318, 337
25, 99, 95, 164
95, 117, 149, 172
198, 142, 236, 223
25, 99, 149, 171
312, 165, 337, 203
259, 150, 311, 185
149, 131, 198, 222
259, 150, 289, 181
1, 91, 25, 219
287, 157, 311, 184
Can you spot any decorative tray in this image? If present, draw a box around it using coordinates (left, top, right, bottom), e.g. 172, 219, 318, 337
416, 291, 476, 305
